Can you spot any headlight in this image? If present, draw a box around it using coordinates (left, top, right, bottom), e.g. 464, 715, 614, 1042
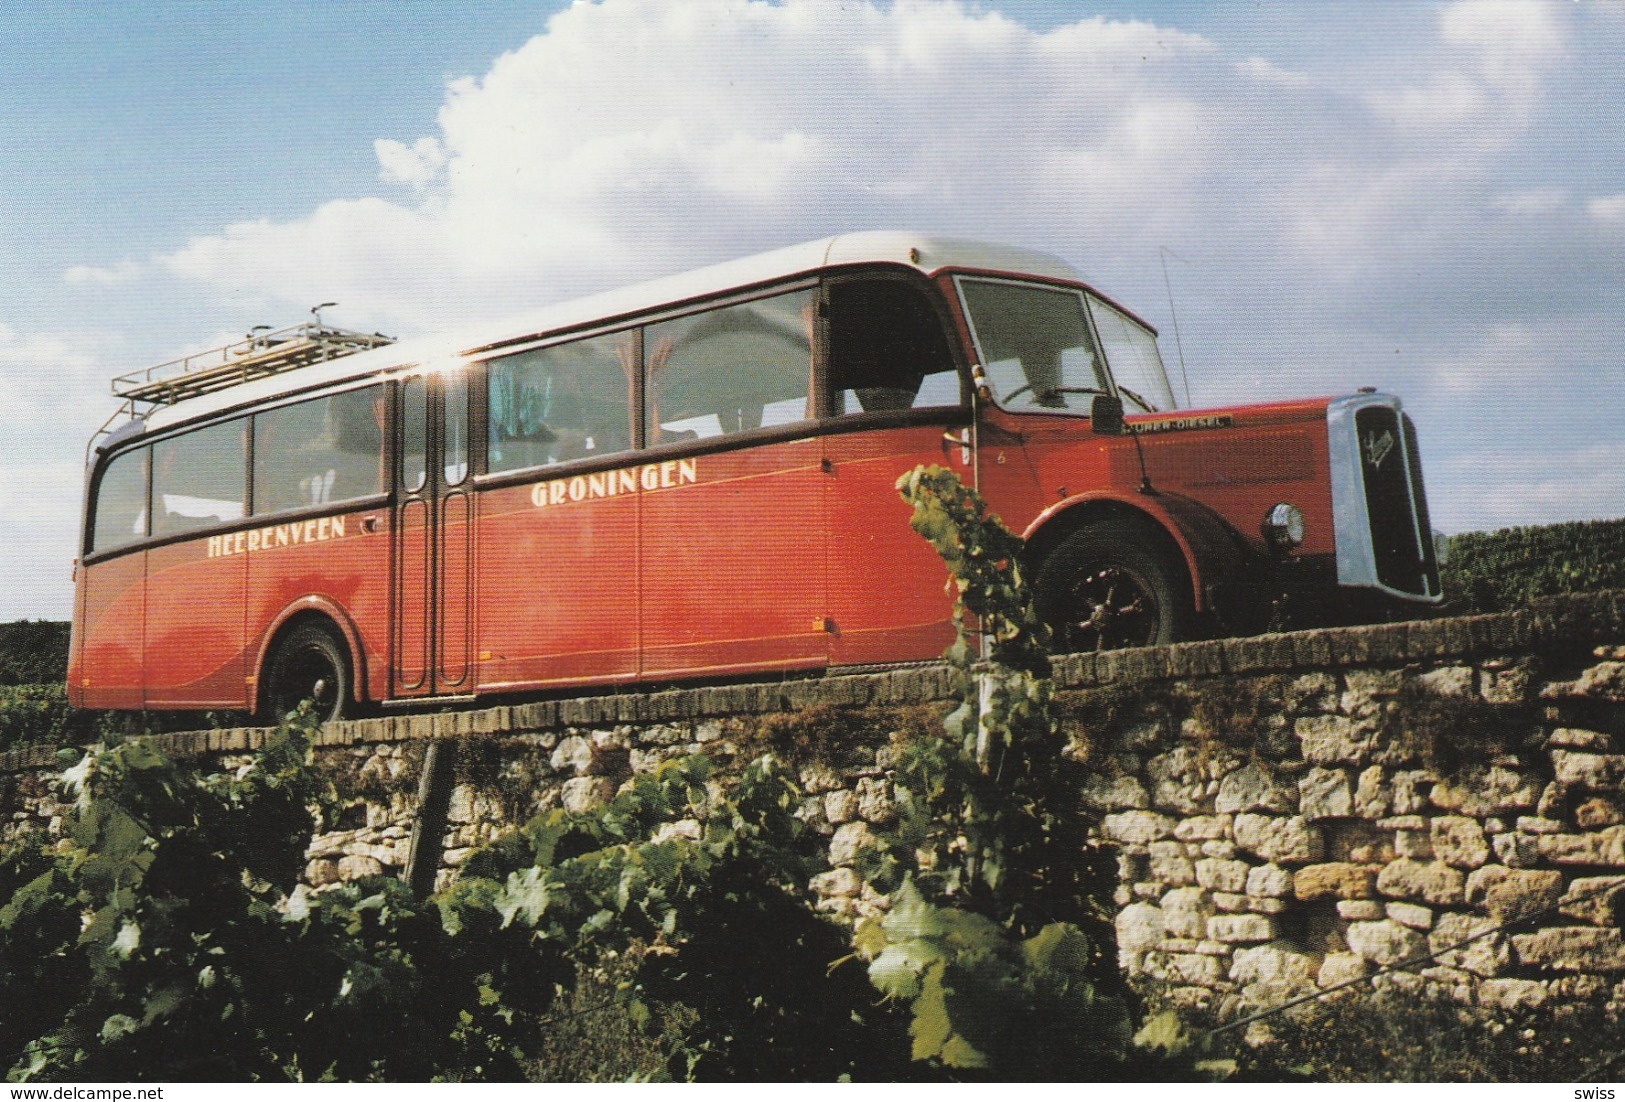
1262, 503, 1306, 550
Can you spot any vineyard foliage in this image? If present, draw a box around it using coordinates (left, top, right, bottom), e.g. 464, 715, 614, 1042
0, 622, 68, 688
0, 466, 1170, 1082
1440, 516, 1625, 615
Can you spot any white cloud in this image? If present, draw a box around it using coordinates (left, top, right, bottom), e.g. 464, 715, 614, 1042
63, 258, 145, 286
375, 137, 448, 189
146, 0, 1221, 331
1235, 55, 1310, 88
1491, 187, 1568, 215
1589, 194, 1625, 223
1366, 0, 1567, 141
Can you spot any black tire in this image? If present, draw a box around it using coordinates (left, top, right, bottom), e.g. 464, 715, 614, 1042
261, 621, 351, 725
1034, 519, 1192, 652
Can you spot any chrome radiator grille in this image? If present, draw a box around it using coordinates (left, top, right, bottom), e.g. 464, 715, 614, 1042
1327, 394, 1442, 602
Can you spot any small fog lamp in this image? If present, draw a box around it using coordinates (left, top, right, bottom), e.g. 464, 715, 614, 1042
1262, 503, 1305, 550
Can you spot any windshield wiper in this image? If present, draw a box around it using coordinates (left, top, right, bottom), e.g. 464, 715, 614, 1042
1116, 384, 1157, 412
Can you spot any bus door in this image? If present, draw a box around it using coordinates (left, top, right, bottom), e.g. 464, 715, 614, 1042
393, 371, 474, 698
821, 275, 969, 666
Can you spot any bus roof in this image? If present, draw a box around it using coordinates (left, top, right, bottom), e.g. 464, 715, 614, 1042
137, 231, 1082, 437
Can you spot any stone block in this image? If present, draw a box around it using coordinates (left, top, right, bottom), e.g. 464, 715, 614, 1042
809, 866, 863, 900
1412, 665, 1474, 697
1149, 842, 1197, 888
1208, 913, 1276, 943
1162, 952, 1226, 988
1353, 766, 1391, 819
1465, 866, 1564, 923
1577, 797, 1625, 830
1201, 839, 1239, 859
1553, 750, 1625, 792
1541, 661, 1625, 703
1392, 770, 1439, 815
1377, 858, 1466, 905
549, 734, 597, 776
1161, 886, 1216, 940
1385, 901, 1433, 930
828, 821, 876, 865
1285, 671, 1338, 714
1538, 826, 1625, 867
1430, 766, 1542, 817
1394, 829, 1433, 859
1174, 814, 1233, 841
1212, 891, 1250, 912
855, 776, 897, 825
1337, 899, 1384, 921
1234, 813, 1323, 864
1116, 902, 1165, 956
1080, 773, 1150, 812
1318, 952, 1368, 988
1346, 920, 1427, 967
1511, 927, 1625, 972
1231, 944, 1316, 987
1195, 857, 1251, 894
1558, 876, 1625, 927
1493, 830, 1541, 868
1294, 862, 1377, 901
1101, 810, 1178, 845
305, 857, 341, 887
1549, 728, 1615, 751
1216, 763, 1294, 815
1297, 714, 1369, 764
1431, 815, 1490, 869
561, 777, 615, 815
1246, 862, 1294, 899
824, 789, 859, 826
1477, 978, 1549, 1012
1148, 744, 1242, 815
1300, 766, 1354, 820
336, 854, 385, 880
1430, 912, 1508, 977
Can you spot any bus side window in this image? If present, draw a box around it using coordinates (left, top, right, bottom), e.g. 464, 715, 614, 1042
253, 385, 386, 515
828, 280, 958, 415
645, 288, 814, 443
487, 330, 636, 473
90, 445, 149, 554
152, 419, 247, 538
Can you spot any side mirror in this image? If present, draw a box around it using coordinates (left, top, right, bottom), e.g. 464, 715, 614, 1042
1091, 393, 1125, 435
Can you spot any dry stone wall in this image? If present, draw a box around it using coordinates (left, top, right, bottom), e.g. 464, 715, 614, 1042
6, 592, 1625, 1022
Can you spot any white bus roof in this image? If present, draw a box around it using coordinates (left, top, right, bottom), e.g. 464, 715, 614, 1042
140, 231, 1082, 436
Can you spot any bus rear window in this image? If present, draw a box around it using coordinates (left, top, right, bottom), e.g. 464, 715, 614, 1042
152, 420, 247, 538
645, 289, 814, 444
90, 446, 148, 554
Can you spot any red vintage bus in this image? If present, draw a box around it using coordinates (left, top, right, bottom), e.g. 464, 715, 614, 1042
68, 232, 1441, 722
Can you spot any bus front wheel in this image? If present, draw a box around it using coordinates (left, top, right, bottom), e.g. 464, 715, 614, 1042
262, 621, 351, 725
1034, 520, 1191, 652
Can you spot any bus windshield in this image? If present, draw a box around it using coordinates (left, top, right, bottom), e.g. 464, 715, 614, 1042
956, 277, 1173, 414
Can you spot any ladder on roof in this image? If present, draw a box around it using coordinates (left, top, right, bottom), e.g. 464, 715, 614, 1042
89, 321, 395, 463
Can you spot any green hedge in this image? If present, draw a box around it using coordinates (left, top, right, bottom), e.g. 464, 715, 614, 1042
1441, 516, 1625, 615
0, 621, 68, 687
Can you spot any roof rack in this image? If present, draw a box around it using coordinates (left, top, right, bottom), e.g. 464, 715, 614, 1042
111, 321, 395, 408
88, 320, 395, 464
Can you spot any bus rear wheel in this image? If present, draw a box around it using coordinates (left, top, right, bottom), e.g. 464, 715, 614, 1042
262, 621, 351, 725
1035, 519, 1191, 652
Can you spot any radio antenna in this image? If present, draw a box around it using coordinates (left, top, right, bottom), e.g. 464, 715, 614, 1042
1159, 246, 1192, 409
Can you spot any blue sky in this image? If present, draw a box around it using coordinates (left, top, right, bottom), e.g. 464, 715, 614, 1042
2, 0, 1623, 620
